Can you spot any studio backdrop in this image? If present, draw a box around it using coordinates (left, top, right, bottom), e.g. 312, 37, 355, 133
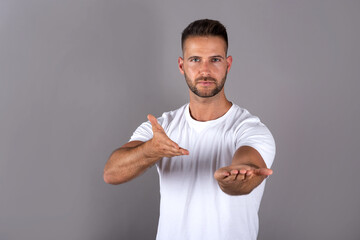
1, 1, 359, 239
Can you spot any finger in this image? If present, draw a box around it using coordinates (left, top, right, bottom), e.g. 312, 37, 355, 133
214, 170, 230, 180
246, 169, 254, 177
168, 147, 187, 156
171, 141, 180, 150
164, 152, 185, 157
171, 146, 189, 156
163, 138, 188, 154
227, 170, 239, 181
156, 139, 186, 158
162, 138, 181, 151
222, 168, 240, 181
237, 169, 246, 180
230, 168, 247, 180
239, 168, 247, 175
161, 143, 181, 153
253, 168, 273, 176
180, 148, 189, 155
160, 143, 188, 156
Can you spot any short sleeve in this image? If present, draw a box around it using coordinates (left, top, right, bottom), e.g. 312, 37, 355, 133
129, 121, 153, 143
235, 116, 276, 168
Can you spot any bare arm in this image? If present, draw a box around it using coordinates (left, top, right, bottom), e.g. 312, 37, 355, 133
103, 114, 189, 185
214, 146, 273, 195
103, 140, 156, 185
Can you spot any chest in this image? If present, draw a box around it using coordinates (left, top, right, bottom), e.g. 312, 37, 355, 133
158, 121, 237, 175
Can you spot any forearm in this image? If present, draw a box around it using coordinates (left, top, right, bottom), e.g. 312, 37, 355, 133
103, 141, 160, 185
214, 146, 271, 195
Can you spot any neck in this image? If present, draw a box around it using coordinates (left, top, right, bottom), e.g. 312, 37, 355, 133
188, 90, 232, 121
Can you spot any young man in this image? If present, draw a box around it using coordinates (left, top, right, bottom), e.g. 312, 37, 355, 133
104, 19, 276, 240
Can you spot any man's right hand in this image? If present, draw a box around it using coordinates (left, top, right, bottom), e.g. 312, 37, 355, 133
145, 114, 189, 158
104, 114, 189, 185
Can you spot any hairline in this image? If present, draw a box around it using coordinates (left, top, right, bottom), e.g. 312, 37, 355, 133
181, 35, 228, 57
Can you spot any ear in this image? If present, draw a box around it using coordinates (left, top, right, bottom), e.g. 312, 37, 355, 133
226, 55, 233, 73
178, 57, 185, 75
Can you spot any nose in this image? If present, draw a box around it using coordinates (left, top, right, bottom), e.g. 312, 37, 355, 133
199, 61, 211, 76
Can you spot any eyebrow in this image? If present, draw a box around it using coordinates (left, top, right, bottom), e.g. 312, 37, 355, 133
187, 56, 201, 60
187, 55, 225, 60
211, 55, 225, 59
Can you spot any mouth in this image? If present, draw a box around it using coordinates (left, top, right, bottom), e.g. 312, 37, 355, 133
197, 81, 215, 86
195, 76, 216, 84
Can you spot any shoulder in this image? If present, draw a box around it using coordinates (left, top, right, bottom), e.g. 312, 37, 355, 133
157, 103, 188, 126
230, 104, 276, 167
228, 103, 262, 127
129, 103, 188, 142
229, 103, 274, 146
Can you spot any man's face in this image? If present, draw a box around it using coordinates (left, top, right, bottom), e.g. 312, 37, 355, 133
178, 36, 232, 98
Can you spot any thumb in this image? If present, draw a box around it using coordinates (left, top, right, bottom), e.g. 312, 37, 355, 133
254, 168, 273, 176
147, 114, 163, 132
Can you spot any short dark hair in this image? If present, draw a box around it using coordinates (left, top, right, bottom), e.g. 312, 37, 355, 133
181, 19, 228, 54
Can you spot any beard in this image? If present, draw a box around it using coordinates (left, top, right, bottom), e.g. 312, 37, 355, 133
184, 71, 227, 98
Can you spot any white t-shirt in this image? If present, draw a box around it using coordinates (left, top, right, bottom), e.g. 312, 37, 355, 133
129, 103, 276, 240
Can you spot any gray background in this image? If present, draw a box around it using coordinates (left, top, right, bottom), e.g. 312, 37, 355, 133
1, 0, 359, 239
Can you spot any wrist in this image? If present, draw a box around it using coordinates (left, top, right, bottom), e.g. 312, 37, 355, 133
142, 140, 161, 161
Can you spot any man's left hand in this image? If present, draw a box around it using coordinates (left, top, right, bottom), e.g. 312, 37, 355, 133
214, 165, 273, 195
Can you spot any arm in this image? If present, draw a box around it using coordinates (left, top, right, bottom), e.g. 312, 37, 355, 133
103, 114, 189, 185
214, 146, 273, 195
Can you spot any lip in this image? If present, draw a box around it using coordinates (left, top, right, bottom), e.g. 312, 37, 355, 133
197, 81, 215, 86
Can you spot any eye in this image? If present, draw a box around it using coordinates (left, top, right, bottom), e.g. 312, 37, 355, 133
211, 58, 221, 62
190, 58, 200, 62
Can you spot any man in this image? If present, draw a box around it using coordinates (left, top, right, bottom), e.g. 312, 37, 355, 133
104, 19, 276, 240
